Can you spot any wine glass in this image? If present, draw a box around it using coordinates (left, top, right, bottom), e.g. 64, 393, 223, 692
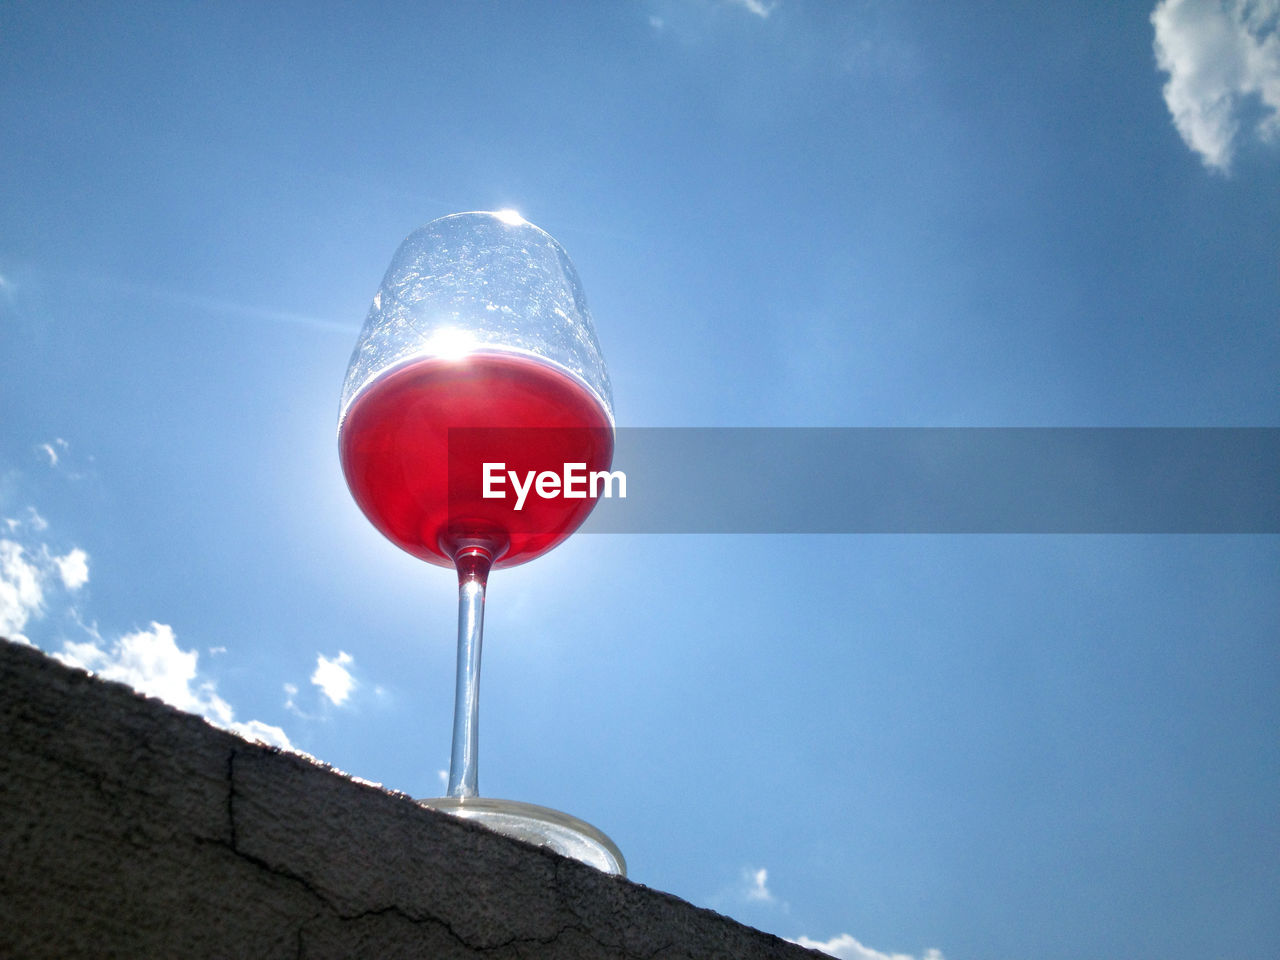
338, 211, 624, 874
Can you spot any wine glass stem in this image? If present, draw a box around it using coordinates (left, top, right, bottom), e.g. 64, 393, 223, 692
447, 548, 492, 799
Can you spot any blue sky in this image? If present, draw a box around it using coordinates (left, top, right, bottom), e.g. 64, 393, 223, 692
2, 2, 1278, 958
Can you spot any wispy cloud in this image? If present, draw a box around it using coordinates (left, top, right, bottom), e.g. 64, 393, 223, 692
718, 864, 790, 914
56, 621, 293, 750
728, 0, 777, 18
38, 438, 68, 467
789, 933, 944, 960
311, 650, 357, 706
32, 438, 91, 481
706, 862, 791, 916
283, 681, 323, 720
1151, 0, 1280, 171
97, 274, 354, 335
738, 867, 941, 960
745, 866, 775, 902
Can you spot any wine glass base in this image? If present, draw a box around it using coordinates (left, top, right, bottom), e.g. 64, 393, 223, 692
420, 796, 626, 876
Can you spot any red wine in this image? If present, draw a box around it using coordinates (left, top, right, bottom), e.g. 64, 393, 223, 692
339, 352, 614, 569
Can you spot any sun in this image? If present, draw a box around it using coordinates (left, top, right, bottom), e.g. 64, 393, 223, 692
493, 209, 526, 226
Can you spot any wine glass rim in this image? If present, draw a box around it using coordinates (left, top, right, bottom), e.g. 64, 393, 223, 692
425, 209, 554, 237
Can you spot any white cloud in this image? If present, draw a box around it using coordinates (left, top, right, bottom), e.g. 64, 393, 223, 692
3, 508, 291, 750
790, 933, 944, 960
728, 0, 776, 18
5, 507, 48, 533
0, 539, 44, 642
311, 651, 356, 706
746, 866, 774, 902
56, 622, 293, 750
716, 864, 789, 914
230, 718, 294, 747
1152, 0, 1280, 171
37, 438, 69, 467
59, 623, 202, 713
53, 547, 89, 591
0, 521, 88, 641
0, 512, 92, 643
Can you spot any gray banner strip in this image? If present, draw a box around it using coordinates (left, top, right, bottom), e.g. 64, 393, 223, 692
574, 428, 1280, 533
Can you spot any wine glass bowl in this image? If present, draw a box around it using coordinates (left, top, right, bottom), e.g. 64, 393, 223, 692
340, 212, 614, 570
338, 211, 624, 875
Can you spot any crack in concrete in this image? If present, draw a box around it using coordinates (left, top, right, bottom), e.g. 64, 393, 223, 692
17, 740, 658, 958
208, 825, 627, 958
329, 904, 477, 954
213, 750, 493, 956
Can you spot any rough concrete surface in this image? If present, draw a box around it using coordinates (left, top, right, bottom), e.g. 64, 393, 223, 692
0, 638, 824, 959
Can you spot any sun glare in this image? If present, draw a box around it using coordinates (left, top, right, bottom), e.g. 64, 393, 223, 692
493, 208, 526, 226
424, 326, 478, 361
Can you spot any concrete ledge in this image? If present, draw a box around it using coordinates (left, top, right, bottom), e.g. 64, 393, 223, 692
0, 638, 821, 959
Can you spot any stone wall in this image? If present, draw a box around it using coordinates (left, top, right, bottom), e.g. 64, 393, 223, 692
0, 638, 822, 959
